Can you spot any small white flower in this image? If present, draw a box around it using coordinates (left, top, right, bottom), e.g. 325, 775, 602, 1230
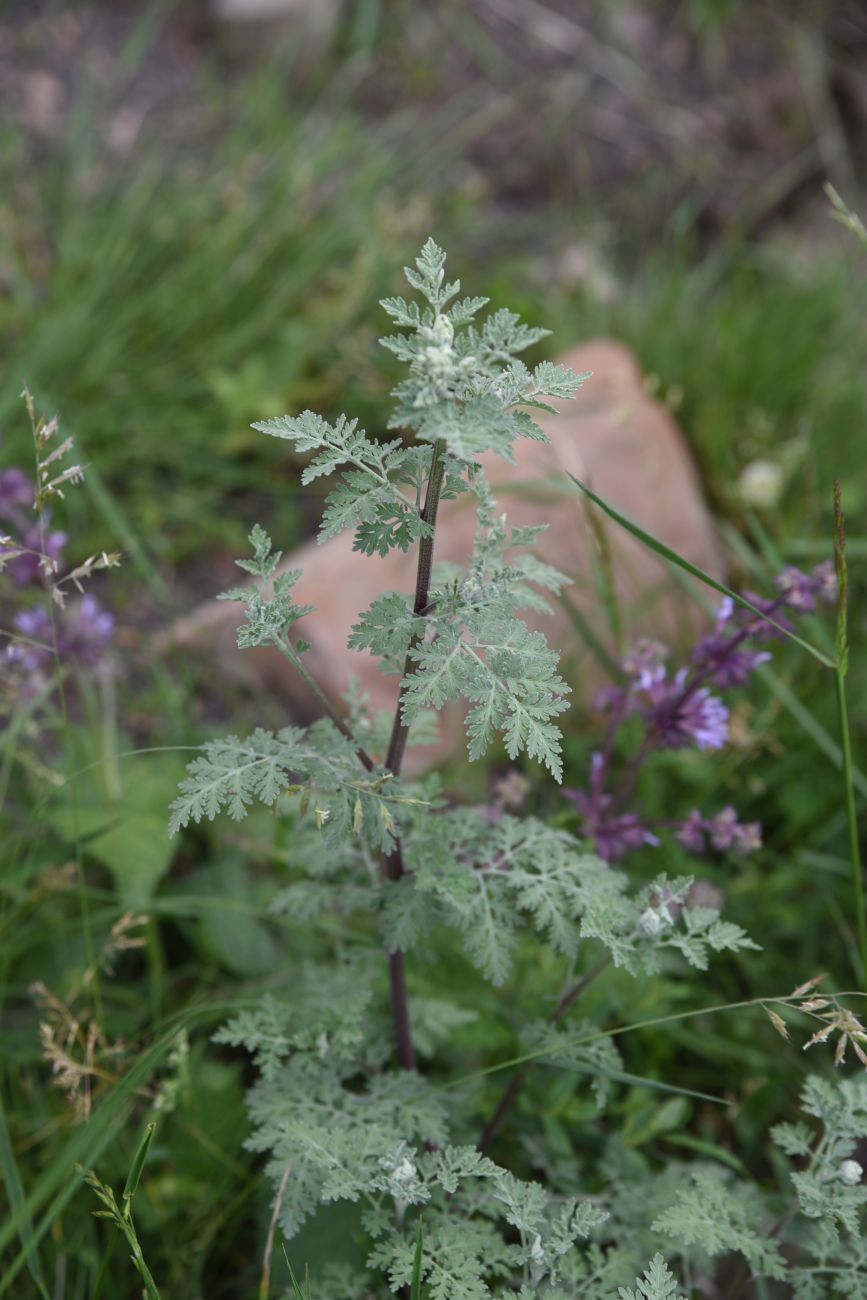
839, 1159, 862, 1186
738, 459, 784, 509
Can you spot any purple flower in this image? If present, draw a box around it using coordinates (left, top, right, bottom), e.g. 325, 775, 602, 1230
623, 639, 668, 690
565, 789, 658, 862
642, 668, 729, 750
693, 634, 771, 688
674, 807, 762, 857
9, 605, 53, 671
564, 751, 659, 862
775, 566, 818, 614
810, 560, 837, 605
0, 468, 34, 513
692, 598, 771, 688
60, 595, 115, 666
0, 465, 68, 585
8, 595, 113, 672
675, 810, 707, 854
707, 805, 740, 851
734, 591, 794, 643
592, 683, 627, 714
771, 561, 836, 612
4, 522, 68, 587
733, 820, 762, 853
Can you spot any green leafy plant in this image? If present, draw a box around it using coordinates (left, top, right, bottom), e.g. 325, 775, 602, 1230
167, 241, 867, 1297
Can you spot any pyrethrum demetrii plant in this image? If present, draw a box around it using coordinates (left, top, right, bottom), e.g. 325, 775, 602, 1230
170, 241, 867, 1297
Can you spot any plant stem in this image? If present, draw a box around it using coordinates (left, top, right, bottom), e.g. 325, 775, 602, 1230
479, 955, 610, 1150
832, 481, 866, 984
837, 670, 865, 985
381, 439, 448, 1072
259, 1159, 293, 1300
384, 440, 447, 777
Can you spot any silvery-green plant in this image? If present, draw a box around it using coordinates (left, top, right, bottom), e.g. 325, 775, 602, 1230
170, 241, 867, 1297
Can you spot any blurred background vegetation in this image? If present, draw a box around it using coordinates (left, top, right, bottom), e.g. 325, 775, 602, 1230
1, 1, 865, 1296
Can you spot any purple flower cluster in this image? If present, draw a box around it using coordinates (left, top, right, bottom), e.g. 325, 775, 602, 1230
1, 465, 114, 673
566, 751, 660, 862
0, 468, 67, 587
675, 806, 761, 856
10, 596, 114, 672
564, 563, 835, 864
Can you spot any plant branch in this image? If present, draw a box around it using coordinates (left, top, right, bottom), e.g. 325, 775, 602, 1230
479, 955, 611, 1150
277, 638, 375, 772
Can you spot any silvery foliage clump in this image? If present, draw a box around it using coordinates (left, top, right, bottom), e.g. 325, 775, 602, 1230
172, 241, 867, 1297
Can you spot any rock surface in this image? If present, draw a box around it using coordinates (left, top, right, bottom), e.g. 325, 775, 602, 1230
169, 339, 723, 760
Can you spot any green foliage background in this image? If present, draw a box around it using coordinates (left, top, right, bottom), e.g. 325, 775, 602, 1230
1, 2, 866, 1297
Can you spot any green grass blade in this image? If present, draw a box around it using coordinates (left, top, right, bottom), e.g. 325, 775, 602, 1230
756, 665, 867, 800
281, 1245, 311, 1300
122, 1122, 156, 1205
0, 1086, 49, 1299
557, 590, 623, 679
540, 1062, 725, 1107
410, 1218, 424, 1300
568, 476, 836, 668
83, 459, 167, 599
436, 988, 867, 1097
0, 1000, 249, 1295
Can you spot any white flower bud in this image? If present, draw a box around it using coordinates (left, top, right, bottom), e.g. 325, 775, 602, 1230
839, 1159, 862, 1186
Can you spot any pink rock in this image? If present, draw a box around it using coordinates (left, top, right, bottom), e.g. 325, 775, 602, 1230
168, 340, 722, 763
